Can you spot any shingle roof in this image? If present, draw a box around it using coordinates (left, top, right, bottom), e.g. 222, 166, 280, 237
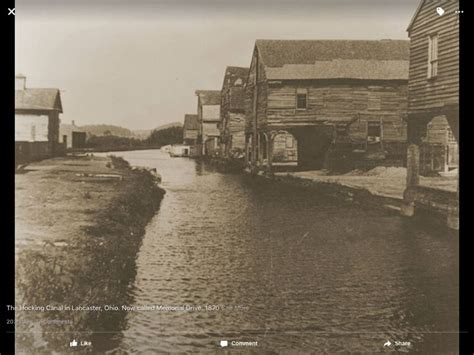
195, 90, 221, 105
15, 88, 63, 112
222, 66, 249, 90
229, 86, 245, 110
184, 114, 199, 130
266, 59, 408, 80
255, 40, 410, 75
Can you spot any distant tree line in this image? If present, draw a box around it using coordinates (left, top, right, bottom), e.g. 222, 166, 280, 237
85, 126, 183, 151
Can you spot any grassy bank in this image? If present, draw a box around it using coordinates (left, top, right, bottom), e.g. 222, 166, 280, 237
15, 155, 165, 353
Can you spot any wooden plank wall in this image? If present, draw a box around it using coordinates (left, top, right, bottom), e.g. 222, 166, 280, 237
244, 49, 268, 132
265, 81, 408, 144
228, 112, 245, 150
408, 0, 459, 114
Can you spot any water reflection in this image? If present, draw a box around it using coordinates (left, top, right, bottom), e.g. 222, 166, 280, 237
104, 150, 458, 353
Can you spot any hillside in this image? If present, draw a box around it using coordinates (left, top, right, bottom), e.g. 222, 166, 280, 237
133, 121, 183, 139
81, 124, 133, 137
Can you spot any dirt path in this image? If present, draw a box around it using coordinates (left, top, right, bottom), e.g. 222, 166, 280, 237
15, 156, 127, 251
277, 168, 457, 200
14, 155, 165, 353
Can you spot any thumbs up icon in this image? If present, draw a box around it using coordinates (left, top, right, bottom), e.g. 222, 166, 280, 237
70, 339, 78, 347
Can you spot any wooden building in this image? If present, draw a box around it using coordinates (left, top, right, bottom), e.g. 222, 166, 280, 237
183, 114, 200, 157
15, 75, 63, 165
403, 0, 459, 228
59, 120, 87, 149
405, 0, 459, 177
195, 90, 221, 156
244, 40, 410, 173
219, 66, 249, 158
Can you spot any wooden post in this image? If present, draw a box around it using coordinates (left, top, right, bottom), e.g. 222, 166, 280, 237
445, 111, 459, 230
401, 119, 422, 217
244, 135, 249, 166
251, 49, 259, 174
266, 132, 274, 176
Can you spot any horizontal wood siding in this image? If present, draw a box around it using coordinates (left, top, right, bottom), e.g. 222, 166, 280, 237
424, 115, 451, 144
221, 74, 246, 154
245, 49, 268, 133
228, 112, 245, 150
265, 81, 407, 144
408, 0, 459, 114
15, 113, 49, 142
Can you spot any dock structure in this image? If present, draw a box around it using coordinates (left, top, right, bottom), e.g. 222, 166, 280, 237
402, 0, 459, 229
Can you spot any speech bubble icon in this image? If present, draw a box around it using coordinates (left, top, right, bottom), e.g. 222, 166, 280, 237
220, 340, 228, 347
436, 7, 445, 16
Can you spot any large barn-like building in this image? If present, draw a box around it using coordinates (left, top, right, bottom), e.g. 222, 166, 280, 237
244, 39, 411, 173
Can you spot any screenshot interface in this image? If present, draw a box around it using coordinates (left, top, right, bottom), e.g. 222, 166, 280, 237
5, 0, 465, 353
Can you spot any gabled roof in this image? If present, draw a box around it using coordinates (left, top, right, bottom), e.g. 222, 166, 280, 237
222, 66, 249, 90
229, 86, 245, 110
195, 90, 221, 105
407, 0, 426, 32
253, 40, 410, 82
15, 88, 63, 112
184, 114, 199, 130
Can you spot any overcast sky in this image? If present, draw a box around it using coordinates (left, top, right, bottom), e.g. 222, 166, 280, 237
15, 0, 419, 130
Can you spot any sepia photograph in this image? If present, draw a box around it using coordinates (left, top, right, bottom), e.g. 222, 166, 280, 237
12, 0, 460, 353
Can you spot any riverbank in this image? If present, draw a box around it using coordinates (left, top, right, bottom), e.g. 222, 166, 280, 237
72, 145, 163, 153
15, 155, 165, 353
255, 167, 458, 224
277, 167, 457, 200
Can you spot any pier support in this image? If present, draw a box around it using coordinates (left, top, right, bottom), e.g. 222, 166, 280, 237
401, 143, 420, 217
265, 132, 275, 176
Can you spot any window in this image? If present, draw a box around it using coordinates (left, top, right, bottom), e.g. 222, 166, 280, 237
296, 89, 308, 110
285, 135, 294, 148
428, 34, 439, 78
367, 122, 381, 143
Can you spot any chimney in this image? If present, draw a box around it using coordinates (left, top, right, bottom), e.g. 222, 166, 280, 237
15, 74, 26, 90
72, 120, 75, 126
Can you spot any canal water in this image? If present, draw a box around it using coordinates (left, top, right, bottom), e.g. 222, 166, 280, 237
101, 149, 458, 353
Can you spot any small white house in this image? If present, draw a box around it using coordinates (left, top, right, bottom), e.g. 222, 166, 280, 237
169, 144, 191, 157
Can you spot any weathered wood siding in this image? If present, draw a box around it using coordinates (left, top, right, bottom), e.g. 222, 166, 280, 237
425, 115, 451, 144
408, 0, 459, 114
202, 122, 220, 137
221, 78, 246, 154
202, 105, 220, 121
266, 81, 408, 144
227, 112, 245, 150
15, 113, 49, 142
184, 129, 199, 141
245, 48, 268, 133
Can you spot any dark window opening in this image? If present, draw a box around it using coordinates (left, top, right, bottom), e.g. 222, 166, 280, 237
296, 93, 307, 110
367, 122, 381, 143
